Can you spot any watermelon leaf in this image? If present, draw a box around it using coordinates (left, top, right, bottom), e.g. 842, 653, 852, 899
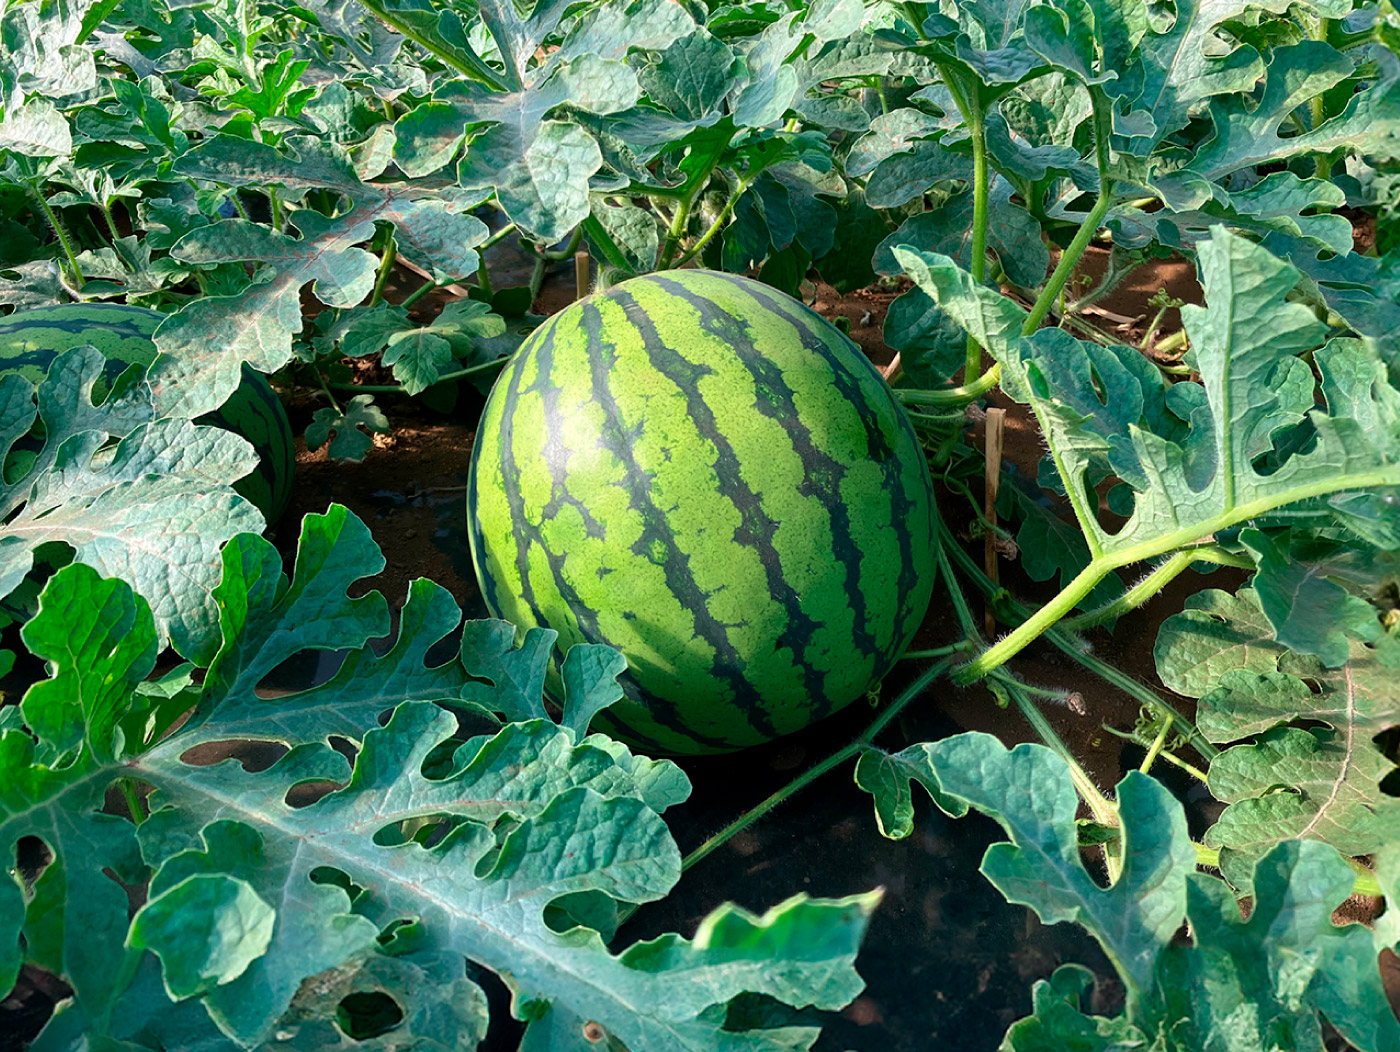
897, 230, 1400, 683
1155, 586, 1400, 889
305, 393, 390, 461
332, 299, 507, 394
4, 508, 877, 1050
0, 347, 263, 663
149, 135, 490, 418
870, 731, 1400, 1051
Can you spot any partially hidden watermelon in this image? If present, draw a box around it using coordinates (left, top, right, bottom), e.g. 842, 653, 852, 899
0, 302, 295, 523
467, 270, 938, 754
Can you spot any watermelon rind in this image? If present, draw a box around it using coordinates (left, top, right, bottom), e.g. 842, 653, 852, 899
467, 270, 938, 754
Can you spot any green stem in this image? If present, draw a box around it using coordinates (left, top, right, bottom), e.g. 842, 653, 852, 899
679, 660, 953, 876
325, 355, 507, 394
529, 252, 548, 302
119, 779, 145, 825
97, 944, 145, 1037
401, 278, 438, 310
893, 363, 1003, 407
901, 2, 928, 39
480, 221, 517, 252
1021, 93, 1115, 335
931, 64, 990, 381
964, 107, 989, 380
901, 643, 969, 660
1104, 728, 1211, 782
1155, 747, 1208, 783
999, 673, 1119, 834
582, 213, 632, 273
476, 254, 492, 299
1194, 843, 1382, 899
1057, 546, 1253, 632
1154, 329, 1188, 355
368, 229, 396, 308
269, 188, 284, 233
955, 463, 1400, 684
1139, 305, 1171, 351
230, 193, 251, 221
936, 516, 1219, 762
1311, 18, 1332, 180
673, 175, 757, 269
315, 365, 343, 413
543, 225, 584, 261
354, 0, 508, 89
98, 201, 125, 248
30, 187, 83, 288
1138, 715, 1173, 775
659, 142, 728, 269
937, 539, 981, 642
890, 91, 1114, 419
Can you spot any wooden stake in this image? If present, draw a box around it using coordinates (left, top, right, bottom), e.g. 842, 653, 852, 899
984, 406, 1005, 638
575, 250, 590, 301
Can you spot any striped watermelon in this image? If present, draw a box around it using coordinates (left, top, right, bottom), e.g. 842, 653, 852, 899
468, 270, 937, 754
0, 303, 295, 523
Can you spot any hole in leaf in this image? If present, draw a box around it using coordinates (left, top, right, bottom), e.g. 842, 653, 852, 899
329, 735, 360, 766
253, 647, 351, 699
285, 780, 345, 809
336, 991, 403, 1039
180, 740, 288, 771
376, 917, 426, 953
14, 836, 51, 888
372, 814, 458, 848
309, 866, 364, 903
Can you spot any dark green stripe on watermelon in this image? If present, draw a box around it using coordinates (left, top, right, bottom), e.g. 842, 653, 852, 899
643, 275, 875, 722
466, 269, 937, 754
578, 297, 764, 747
0, 303, 295, 523
606, 285, 819, 736
721, 274, 928, 666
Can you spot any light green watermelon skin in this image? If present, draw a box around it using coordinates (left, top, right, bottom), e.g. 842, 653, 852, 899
0, 303, 295, 523
467, 270, 938, 755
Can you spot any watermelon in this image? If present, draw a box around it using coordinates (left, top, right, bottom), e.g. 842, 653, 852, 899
467, 270, 937, 754
0, 303, 295, 523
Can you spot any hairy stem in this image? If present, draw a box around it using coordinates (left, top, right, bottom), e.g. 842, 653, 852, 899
955, 464, 1400, 684
1057, 546, 1254, 632
936, 517, 1219, 761
30, 186, 84, 288
659, 140, 728, 269
894, 362, 1004, 407
674, 174, 757, 269
999, 674, 1121, 882
368, 228, 397, 308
